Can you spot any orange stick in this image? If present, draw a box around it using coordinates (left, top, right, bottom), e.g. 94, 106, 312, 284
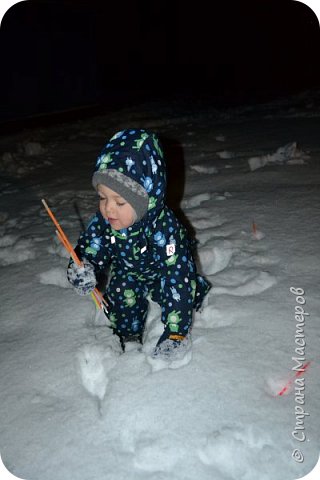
252, 220, 257, 236
55, 226, 107, 311
54, 236, 108, 311
56, 230, 79, 265
42, 199, 108, 310
42, 199, 80, 265
91, 290, 102, 310
54, 231, 108, 310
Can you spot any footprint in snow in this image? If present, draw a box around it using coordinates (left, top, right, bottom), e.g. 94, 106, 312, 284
194, 303, 236, 329
198, 425, 274, 479
133, 434, 185, 472
232, 250, 279, 269
77, 342, 120, 403
212, 271, 277, 296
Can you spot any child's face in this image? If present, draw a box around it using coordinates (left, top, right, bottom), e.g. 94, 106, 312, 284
97, 184, 136, 230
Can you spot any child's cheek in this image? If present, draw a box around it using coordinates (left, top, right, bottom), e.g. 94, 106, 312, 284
99, 204, 106, 219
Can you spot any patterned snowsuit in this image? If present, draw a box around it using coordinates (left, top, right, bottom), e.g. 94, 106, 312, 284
74, 129, 211, 345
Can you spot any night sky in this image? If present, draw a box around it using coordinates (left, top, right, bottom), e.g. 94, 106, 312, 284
1, 0, 319, 125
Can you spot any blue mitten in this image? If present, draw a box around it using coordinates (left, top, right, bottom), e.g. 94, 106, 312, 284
67, 258, 96, 296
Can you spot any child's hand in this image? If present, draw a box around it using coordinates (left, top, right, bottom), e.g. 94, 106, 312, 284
67, 258, 96, 296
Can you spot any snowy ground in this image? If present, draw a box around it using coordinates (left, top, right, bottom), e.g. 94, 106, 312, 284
0, 90, 319, 480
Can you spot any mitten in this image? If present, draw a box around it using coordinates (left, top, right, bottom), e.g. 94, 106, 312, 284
67, 258, 96, 296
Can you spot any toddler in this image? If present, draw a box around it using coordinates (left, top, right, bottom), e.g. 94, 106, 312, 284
67, 129, 211, 357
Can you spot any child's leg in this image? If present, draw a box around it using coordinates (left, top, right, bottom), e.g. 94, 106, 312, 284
194, 273, 211, 311
105, 274, 149, 340
152, 276, 195, 346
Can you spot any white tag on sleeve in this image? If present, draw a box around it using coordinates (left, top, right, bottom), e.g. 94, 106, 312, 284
166, 244, 175, 256
141, 245, 147, 254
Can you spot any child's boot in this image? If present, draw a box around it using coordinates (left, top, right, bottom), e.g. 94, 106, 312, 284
152, 333, 190, 359
113, 330, 143, 353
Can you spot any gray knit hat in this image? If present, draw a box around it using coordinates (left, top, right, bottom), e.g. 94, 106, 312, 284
92, 169, 149, 222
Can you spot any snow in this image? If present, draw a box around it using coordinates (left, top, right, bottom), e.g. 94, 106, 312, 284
181, 192, 211, 208
248, 142, 309, 171
0, 90, 319, 480
215, 134, 226, 142
0, 235, 36, 266
38, 267, 71, 289
216, 150, 236, 159
189, 164, 219, 174
1, 141, 51, 177
23, 142, 45, 157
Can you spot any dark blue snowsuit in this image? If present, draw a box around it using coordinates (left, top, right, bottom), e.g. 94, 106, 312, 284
74, 129, 211, 346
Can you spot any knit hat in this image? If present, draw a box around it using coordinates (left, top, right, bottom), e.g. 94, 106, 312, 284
92, 169, 149, 222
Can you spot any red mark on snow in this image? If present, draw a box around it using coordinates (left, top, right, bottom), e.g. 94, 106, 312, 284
277, 361, 311, 396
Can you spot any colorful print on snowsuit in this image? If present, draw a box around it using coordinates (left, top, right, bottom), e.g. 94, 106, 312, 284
74, 129, 211, 345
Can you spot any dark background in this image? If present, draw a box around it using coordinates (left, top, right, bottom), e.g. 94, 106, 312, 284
1, 0, 319, 127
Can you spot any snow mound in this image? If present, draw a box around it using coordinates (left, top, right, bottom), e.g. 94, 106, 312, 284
24, 142, 45, 156
0, 142, 51, 177
252, 228, 265, 240
77, 344, 119, 401
47, 241, 70, 258
198, 245, 234, 275
190, 164, 219, 174
0, 234, 18, 247
215, 134, 226, 141
181, 192, 210, 208
0, 237, 36, 265
198, 425, 274, 480
212, 271, 277, 296
265, 376, 292, 397
39, 267, 71, 288
216, 150, 235, 159
191, 215, 223, 230
248, 142, 309, 171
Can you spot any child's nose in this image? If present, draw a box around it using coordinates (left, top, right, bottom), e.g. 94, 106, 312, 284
106, 202, 115, 216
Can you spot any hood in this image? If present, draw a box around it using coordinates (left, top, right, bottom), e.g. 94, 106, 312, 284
93, 129, 167, 226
